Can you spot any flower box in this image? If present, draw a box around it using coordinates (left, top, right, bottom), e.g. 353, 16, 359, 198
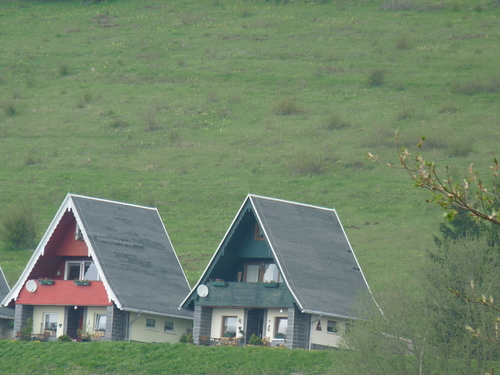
263, 282, 279, 288
211, 281, 227, 287
38, 280, 54, 285
74, 280, 90, 286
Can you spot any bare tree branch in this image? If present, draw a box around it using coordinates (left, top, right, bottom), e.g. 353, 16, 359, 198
367, 131, 500, 226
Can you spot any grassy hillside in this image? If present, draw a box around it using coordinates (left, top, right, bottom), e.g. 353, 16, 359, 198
0, 341, 347, 375
0, 0, 499, 293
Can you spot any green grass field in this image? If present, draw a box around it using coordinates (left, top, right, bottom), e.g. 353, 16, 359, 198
1, 0, 499, 373
1, 0, 499, 294
0, 341, 349, 375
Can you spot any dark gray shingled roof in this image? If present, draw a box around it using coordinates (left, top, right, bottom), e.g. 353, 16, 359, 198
0, 267, 14, 319
250, 195, 373, 318
182, 194, 376, 319
70, 195, 192, 319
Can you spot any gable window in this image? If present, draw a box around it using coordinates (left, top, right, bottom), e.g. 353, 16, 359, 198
244, 263, 281, 283
262, 263, 280, 283
164, 321, 174, 332
222, 316, 237, 337
244, 264, 261, 282
146, 318, 156, 329
65, 261, 99, 281
275, 317, 287, 339
74, 226, 84, 241
95, 314, 106, 331
254, 223, 265, 241
327, 320, 338, 333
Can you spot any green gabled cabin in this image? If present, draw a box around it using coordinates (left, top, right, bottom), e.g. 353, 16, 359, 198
181, 194, 378, 349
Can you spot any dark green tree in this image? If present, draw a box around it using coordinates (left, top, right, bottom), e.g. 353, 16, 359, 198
343, 236, 500, 375
350, 134, 500, 374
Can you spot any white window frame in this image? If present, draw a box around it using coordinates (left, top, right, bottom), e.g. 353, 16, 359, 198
221, 316, 238, 337
95, 314, 107, 331
44, 312, 58, 334
244, 262, 281, 283
146, 318, 156, 329
164, 321, 174, 332
65, 260, 100, 281
274, 317, 287, 339
327, 320, 338, 334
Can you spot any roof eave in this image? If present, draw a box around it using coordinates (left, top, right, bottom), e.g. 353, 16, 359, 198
300, 308, 359, 320
2, 194, 75, 306
121, 306, 194, 320
154, 209, 191, 290
66, 195, 122, 309
333, 210, 383, 315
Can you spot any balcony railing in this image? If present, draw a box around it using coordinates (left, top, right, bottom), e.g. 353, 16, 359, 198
197, 281, 294, 308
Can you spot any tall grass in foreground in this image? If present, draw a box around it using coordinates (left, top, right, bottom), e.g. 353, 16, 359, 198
0, 341, 348, 375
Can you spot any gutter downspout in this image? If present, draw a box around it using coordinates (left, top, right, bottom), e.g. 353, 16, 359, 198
308, 314, 322, 350
128, 312, 142, 341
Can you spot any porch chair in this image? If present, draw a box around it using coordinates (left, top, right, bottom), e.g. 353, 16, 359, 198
198, 335, 210, 346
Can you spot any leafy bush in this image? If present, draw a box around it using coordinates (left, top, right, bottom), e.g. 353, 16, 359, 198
448, 138, 473, 157
83, 92, 93, 104
272, 97, 304, 115
179, 333, 194, 344
109, 118, 129, 129
24, 150, 39, 166
396, 107, 414, 120
19, 319, 33, 341
58, 335, 72, 342
288, 153, 325, 176
326, 114, 350, 130
438, 102, 458, 113
4, 103, 16, 116
58, 62, 69, 77
0, 202, 37, 250
395, 34, 410, 49
394, 82, 406, 91
419, 134, 449, 150
368, 69, 386, 87
168, 129, 182, 147
144, 113, 162, 131
363, 125, 395, 148
453, 79, 500, 94
248, 334, 263, 346
240, 8, 252, 17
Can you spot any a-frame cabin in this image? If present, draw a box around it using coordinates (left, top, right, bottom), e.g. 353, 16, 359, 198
181, 194, 377, 349
2, 194, 192, 342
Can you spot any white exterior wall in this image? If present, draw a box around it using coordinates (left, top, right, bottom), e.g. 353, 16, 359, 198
83, 306, 107, 337
309, 315, 344, 348
265, 309, 288, 342
32, 306, 66, 337
129, 312, 192, 343
211, 308, 245, 338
